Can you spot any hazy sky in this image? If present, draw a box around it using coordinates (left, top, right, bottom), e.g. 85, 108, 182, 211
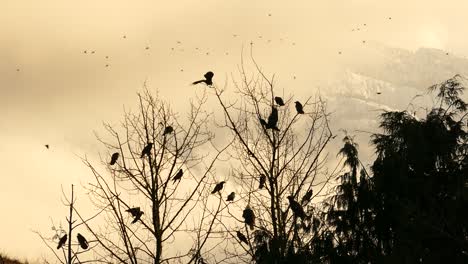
2, 0, 468, 261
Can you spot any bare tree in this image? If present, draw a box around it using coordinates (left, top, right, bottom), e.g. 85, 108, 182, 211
76, 88, 227, 263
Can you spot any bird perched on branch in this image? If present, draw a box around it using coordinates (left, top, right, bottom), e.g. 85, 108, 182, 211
259, 118, 268, 128
126, 207, 144, 224
301, 190, 313, 205
295, 101, 304, 114
266, 107, 279, 131
141, 143, 153, 158
274, 96, 285, 106
259, 174, 266, 189
242, 206, 255, 230
192, 71, 214, 86
163, 126, 174, 135
287, 195, 306, 219
77, 233, 89, 249
172, 169, 184, 183
211, 181, 226, 194
236, 231, 248, 244
57, 234, 67, 249
226, 192, 235, 202
110, 152, 119, 165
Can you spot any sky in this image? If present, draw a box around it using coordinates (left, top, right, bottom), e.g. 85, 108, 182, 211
1, 0, 468, 261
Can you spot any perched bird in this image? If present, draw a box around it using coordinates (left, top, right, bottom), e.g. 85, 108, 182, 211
44, 144, 49, 149
126, 207, 144, 224
163, 126, 174, 135
287, 195, 306, 219
259, 118, 268, 128
192, 71, 214, 86
301, 190, 313, 205
236, 231, 248, 244
266, 107, 279, 130
140, 143, 153, 158
76, 233, 89, 250
57, 234, 67, 249
211, 181, 226, 194
295, 101, 304, 114
226, 192, 235, 202
172, 169, 184, 183
242, 206, 255, 230
259, 174, 266, 189
274, 96, 285, 106
110, 152, 119, 165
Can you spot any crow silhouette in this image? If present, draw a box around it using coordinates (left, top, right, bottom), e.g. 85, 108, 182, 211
301, 190, 313, 205
192, 71, 214, 86
77, 233, 89, 250
287, 195, 306, 219
226, 192, 235, 202
172, 169, 183, 183
57, 234, 67, 249
266, 107, 279, 131
141, 143, 153, 158
236, 231, 248, 244
242, 206, 255, 230
295, 101, 304, 114
126, 207, 144, 224
110, 152, 119, 165
274, 96, 285, 106
211, 181, 225, 194
259, 174, 266, 189
163, 126, 174, 135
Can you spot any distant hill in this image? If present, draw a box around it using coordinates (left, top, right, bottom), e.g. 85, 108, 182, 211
0, 253, 32, 264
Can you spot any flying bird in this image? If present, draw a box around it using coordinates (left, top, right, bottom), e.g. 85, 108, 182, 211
236, 231, 248, 244
259, 174, 266, 189
226, 192, 235, 202
287, 195, 306, 219
242, 206, 255, 230
266, 107, 279, 130
295, 101, 304, 114
110, 152, 119, 165
141, 143, 153, 158
44, 144, 49, 149
163, 126, 174, 135
376, 92, 382, 95
77, 233, 89, 250
57, 234, 67, 249
126, 207, 144, 224
301, 190, 313, 205
172, 169, 184, 183
211, 181, 226, 194
192, 71, 214, 86
274, 96, 285, 106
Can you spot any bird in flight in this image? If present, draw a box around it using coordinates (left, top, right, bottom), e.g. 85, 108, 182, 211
141, 143, 153, 158
163, 126, 174, 135
110, 152, 119, 165
259, 174, 266, 189
226, 192, 235, 202
172, 169, 184, 183
126, 207, 144, 224
274, 96, 285, 106
77, 233, 89, 250
295, 101, 304, 114
192, 71, 214, 86
242, 206, 255, 230
211, 181, 226, 194
57, 234, 67, 249
236, 231, 248, 244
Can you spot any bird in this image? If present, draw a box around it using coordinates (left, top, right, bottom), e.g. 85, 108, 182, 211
172, 169, 184, 183
242, 206, 255, 230
57, 234, 67, 249
226, 192, 235, 202
259, 174, 266, 189
76, 233, 89, 250
192, 71, 214, 86
295, 101, 304, 114
301, 190, 313, 205
376, 91, 382, 95
110, 152, 119, 165
140, 143, 153, 158
266, 107, 279, 130
126, 207, 144, 224
44, 144, 49, 149
84, 50, 87, 54
163, 126, 174, 135
274, 96, 285, 106
236, 231, 248, 244
211, 181, 226, 194
287, 195, 306, 219
259, 118, 268, 128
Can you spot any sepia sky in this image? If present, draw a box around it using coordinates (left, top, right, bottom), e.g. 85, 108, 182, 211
1, 0, 468, 260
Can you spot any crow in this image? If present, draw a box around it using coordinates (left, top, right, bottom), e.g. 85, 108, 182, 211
77, 233, 89, 250
163, 126, 174, 135
192, 71, 214, 86
266, 107, 279, 131
242, 206, 255, 230
211, 181, 226, 194
259, 174, 266, 189
301, 190, 313, 205
126, 207, 144, 224
236, 231, 248, 244
295, 101, 304, 114
110, 152, 119, 165
57, 234, 67, 249
172, 169, 183, 183
141, 143, 153, 158
274, 96, 285, 106
226, 192, 235, 202
287, 195, 306, 219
